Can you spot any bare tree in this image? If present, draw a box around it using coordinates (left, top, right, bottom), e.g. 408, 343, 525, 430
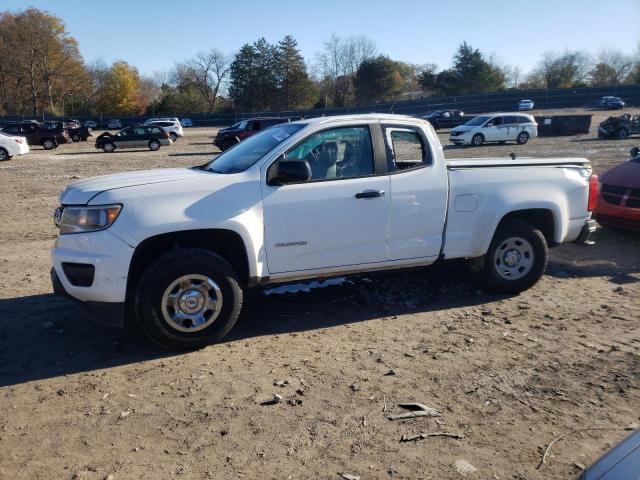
176, 49, 231, 113
314, 35, 377, 106
594, 48, 634, 84
533, 50, 592, 88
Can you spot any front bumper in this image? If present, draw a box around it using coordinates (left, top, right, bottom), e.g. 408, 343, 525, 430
51, 228, 133, 304
594, 200, 640, 231
449, 136, 468, 145
51, 268, 125, 327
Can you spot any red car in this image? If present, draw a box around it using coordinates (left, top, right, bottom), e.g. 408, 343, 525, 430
594, 147, 640, 231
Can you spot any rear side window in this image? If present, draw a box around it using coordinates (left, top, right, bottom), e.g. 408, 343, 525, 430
384, 127, 430, 171
503, 116, 519, 125
150, 127, 162, 134
518, 116, 532, 124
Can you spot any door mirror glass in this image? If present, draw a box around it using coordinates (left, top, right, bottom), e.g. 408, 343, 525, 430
267, 156, 312, 186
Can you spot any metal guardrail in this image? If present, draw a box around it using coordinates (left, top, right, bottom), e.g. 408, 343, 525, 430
2, 84, 639, 128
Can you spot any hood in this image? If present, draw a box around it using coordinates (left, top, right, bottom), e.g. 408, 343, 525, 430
451, 125, 472, 133
60, 167, 210, 205
600, 160, 640, 189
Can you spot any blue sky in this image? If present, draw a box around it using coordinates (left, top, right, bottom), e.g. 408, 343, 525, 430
3, 0, 639, 76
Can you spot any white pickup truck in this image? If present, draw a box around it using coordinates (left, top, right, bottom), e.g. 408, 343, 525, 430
51, 114, 597, 350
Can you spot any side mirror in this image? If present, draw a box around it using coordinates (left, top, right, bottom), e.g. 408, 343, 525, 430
267, 156, 312, 186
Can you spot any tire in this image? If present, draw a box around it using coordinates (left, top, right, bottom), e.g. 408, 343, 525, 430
471, 133, 484, 147
149, 140, 161, 151
71, 133, 81, 142
169, 132, 178, 142
134, 248, 243, 350
473, 219, 548, 294
42, 138, 56, 150
516, 131, 530, 145
0, 147, 9, 161
102, 142, 115, 153
616, 129, 629, 140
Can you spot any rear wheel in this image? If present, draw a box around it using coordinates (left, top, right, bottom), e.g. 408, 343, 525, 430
102, 142, 115, 153
0, 147, 9, 161
42, 138, 56, 150
71, 133, 81, 142
473, 219, 548, 293
149, 140, 161, 151
471, 133, 484, 147
169, 132, 178, 142
516, 131, 530, 145
616, 129, 629, 140
135, 248, 243, 350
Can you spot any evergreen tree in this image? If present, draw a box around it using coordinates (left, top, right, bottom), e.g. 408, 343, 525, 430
354, 56, 403, 104
276, 35, 316, 110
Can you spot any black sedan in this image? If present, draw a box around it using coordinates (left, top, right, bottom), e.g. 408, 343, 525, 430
95, 125, 172, 152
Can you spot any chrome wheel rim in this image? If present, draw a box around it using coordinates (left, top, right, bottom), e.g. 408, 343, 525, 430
0, 150, 6, 160
44, 140, 54, 149
161, 274, 223, 332
104, 143, 114, 152
473, 135, 482, 146
493, 236, 534, 280
150, 141, 159, 150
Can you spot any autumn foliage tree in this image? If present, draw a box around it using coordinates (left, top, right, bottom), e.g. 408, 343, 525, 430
0, 8, 89, 115
95, 61, 147, 115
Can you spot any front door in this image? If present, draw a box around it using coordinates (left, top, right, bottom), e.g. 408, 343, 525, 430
262, 125, 390, 274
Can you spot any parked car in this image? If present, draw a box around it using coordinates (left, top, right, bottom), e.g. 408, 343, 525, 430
145, 120, 183, 142
0, 131, 29, 161
51, 113, 596, 350
518, 99, 534, 111
107, 119, 122, 129
597, 113, 640, 139
579, 428, 640, 479
450, 113, 538, 146
181, 118, 193, 127
144, 117, 181, 126
0, 121, 70, 149
46, 121, 92, 142
95, 125, 171, 152
593, 147, 640, 231
599, 96, 625, 110
422, 110, 466, 130
84, 120, 98, 128
213, 117, 290, 151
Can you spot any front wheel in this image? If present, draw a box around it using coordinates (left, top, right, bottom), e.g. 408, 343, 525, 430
471, 133, 484, 147
135, 248, 243, 350
42, 138, 56, 150
72, 133, 81, 142
616, 129, 629, 140
473, 219, 548, 293
169, 132, 178, 142
516, 131, 530, 145
102, 142, 115, 153
149, 140, 161, 151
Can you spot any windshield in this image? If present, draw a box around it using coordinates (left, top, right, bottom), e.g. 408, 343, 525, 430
230, 120, 248, 130
464, 115, 491, 126
206, 123, 306, 173
426, 110, 442, 117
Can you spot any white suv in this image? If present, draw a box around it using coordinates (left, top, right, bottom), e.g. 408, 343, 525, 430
144, 120, 183, 142
450, 113, 537, 147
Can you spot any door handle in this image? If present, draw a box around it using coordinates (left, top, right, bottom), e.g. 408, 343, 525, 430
355, 190, 385, 199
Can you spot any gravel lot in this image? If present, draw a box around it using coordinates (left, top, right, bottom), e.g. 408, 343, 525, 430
0, 108, 639, 479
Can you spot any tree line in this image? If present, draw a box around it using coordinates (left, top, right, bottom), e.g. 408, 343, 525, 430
1, 8, 639, 117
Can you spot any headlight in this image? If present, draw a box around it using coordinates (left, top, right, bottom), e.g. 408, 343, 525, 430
54, 205, 122, 234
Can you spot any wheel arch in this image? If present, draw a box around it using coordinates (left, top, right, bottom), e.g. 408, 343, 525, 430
494, 208, 556, 247
126, 229, 251, 301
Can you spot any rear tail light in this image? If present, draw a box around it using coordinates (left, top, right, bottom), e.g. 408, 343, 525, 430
588, 174, 598, 211
14, 138, 23, 144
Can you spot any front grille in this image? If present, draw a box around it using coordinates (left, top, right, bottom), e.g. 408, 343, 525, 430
601, 184, 640, 207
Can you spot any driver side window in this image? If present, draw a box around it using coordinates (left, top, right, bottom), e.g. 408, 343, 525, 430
285, 126, 374, 181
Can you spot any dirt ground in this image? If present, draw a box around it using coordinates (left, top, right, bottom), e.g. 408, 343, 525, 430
0, 108, 639, 480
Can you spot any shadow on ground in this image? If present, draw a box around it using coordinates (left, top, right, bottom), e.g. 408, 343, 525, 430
1, 228, 637, 388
